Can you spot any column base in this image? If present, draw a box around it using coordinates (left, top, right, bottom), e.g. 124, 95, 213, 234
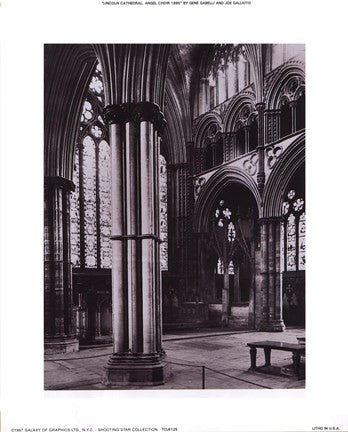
102, 352, 170, 387
260, 320, 286, 332
44, 336, 79, 355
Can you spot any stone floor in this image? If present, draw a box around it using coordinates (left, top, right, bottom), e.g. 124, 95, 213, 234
44, 327, 305, 390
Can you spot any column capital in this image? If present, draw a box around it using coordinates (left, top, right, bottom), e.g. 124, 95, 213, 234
44, 176, 75, 192
255, 102, 266, 112
103, 102, 167, 135
104, 103, 131, 125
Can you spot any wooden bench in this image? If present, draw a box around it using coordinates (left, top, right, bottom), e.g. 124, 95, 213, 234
247, 341, 305, 379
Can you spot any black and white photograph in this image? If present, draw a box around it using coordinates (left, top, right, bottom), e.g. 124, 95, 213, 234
44, 43, 306, 390
1, 0, 348, 429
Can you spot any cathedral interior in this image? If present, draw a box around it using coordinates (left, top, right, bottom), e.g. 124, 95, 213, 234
44, 43, 305, 389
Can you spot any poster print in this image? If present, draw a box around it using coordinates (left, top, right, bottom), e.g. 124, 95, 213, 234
44, 43, 305, 390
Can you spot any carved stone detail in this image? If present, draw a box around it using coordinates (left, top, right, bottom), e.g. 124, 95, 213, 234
194, 177, 206, 199
103, 102, 166, 135
266, 145, 283, 169
242, 153, 258, 176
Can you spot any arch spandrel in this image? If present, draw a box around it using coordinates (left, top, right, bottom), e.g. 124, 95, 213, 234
262, 133, 305, 218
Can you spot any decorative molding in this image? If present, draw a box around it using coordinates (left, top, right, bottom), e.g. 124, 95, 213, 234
280, 76, 305, 104
266, 144, 283, 169
257, 172, 265, 194
263, 58, 305, 98
242, 153, 258, 176
103, 102, 167, 135
104, 103, 130, 125
194, 177, 207, 199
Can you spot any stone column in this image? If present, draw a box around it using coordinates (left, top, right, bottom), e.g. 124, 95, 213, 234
259, 218, 285, 331
222, 64, 229, 100
234, 264, 241, 303
199, 78, 209, 115
44, 176, 79, 354
290, 101, 297, 133
211, 142, 217, 167
245, 126, 250, 154
102, 102, 168, 386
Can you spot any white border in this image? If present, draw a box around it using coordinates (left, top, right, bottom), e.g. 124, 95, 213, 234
1, 0, 348, 430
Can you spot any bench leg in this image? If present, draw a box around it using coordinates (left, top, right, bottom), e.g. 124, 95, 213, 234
264, 347, 271, 367
249, 347, 257, 370
292, 352, 301, 378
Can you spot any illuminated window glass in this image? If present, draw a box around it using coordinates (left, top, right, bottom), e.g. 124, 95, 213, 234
160, 155, 168, 271
214, 200, 236, 274
70, 63, 111, 269
282, 188, 305, 271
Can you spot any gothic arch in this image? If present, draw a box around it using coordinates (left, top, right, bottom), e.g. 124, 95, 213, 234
193, 166, 261, 233
162, 48, 192, 165
264, 61, 305, 110
45, 44, 97, 181
193, 111, 223, 148
263, 132, 305, 218
223, 92, 256, 132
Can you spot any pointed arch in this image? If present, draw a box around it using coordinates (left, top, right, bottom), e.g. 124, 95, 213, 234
193, 111, 223, 148
223, 92, 256, 132
264, 61, 305, 110
44, 44, 97, 180
263, 132, 305, 218
193, 166, 261, 233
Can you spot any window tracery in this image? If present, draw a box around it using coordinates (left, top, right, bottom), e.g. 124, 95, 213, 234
282, 188, 306, 272
71, 63, 169, 272
214, 200, 236, 275
159, 155, 168, 271
279, 77, 305, 137
70, 64, 111, 269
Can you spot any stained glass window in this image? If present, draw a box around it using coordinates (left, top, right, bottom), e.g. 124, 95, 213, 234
217, 258, 234, 275
70, 63, 111, 269
71, 63, 169, 272
71, 144, 80, 267
214, 200, 236, 274
83, 136, 98, 268
282, 188, 305, 272
160, 155, 168, 271
99, 140, 112, 269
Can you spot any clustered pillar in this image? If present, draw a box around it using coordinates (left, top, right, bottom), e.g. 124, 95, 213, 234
102, 102, 168, 386
259, 217, 285, 331
44, 176, 79, 354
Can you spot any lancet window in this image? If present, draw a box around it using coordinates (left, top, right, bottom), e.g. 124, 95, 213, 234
71, 64, 169, 273
279, 77, 305, 138
70, 63, 111, 269
282, 188, 306, 272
